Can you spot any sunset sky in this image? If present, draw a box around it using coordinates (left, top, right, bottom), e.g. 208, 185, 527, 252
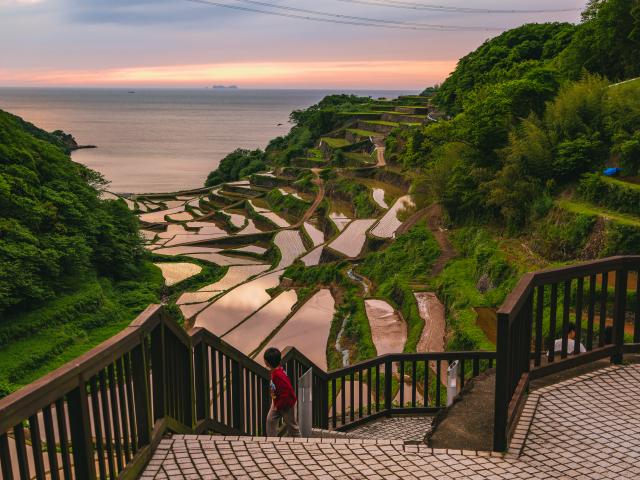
0, 0, 585, 89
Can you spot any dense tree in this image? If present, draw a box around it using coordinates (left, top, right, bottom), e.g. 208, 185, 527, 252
0, 110, 145, 315
205, 148, 266, 187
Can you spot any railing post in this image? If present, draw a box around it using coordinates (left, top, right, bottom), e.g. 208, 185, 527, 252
151, 323, 165, 422
194, 342, 208, 422
384, 360, 392, 413
493, 312, 509, 452
231, 361, 244, 432
67, 379, 97, 480
612, 269, 628, 364
132, 342, 152, 447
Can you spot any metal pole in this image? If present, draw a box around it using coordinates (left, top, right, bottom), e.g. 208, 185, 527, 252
446, 360, 459, 407
298, 368, 313, 437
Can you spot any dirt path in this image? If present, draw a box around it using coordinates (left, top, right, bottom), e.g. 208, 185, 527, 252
296, 168, 325, 226
375, 146, 386, 167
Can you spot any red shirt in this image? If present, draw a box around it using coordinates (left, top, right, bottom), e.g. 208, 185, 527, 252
270, 367, 297, 411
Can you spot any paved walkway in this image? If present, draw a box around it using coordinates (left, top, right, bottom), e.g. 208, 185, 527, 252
346, 416, 434, 443
141, 364, 640, 479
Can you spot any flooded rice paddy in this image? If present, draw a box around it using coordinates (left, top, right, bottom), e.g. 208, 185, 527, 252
372, 188, 388, 209
197, 265, 270, 291
223, 290, 298, 355
273, 230, 307, 269
329, 212, 352, 232
257, 289, 335, 370
195, 270, 283, 336
154, 262, 202, 286
364, 299, 407, 356
329, 219, 377, 258
303, 222, 325, 246
370, 195, 414, 239
301, 246, 324, 266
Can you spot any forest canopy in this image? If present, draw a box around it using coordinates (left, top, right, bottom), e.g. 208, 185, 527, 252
0, 110, 145, 315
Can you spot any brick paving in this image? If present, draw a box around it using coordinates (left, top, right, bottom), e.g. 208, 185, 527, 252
141, 364, 640, 479
345, 416, 434, 443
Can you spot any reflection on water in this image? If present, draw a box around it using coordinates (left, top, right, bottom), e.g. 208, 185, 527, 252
257, 289, 335, 370
195, 271, 282, 335
223, 290, 298, 355
474, 307, 497, 345
364, 299, 407, 356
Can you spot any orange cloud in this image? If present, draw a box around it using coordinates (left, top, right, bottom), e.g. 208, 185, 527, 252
0, 60, 455, 88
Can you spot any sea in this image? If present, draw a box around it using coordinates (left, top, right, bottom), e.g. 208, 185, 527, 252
0, 88, 416, 193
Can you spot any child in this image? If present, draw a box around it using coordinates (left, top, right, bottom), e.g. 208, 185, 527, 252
263, 347, 301, 438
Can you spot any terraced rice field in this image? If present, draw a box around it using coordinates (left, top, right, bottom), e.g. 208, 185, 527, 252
179, 302, 210, 320
370, 195, 414, 239
257, 289, 335, 370
140, 230, 157, 241
197, 265, 270, 291
329, 212, 351, 232
303, 222, 324, 246
163, 234, 228, 248
152, 245, 222, 256
154, 262, 202, 286
186, 253, 263, 266
301, 246, 323, 266
176, 291, 221, 305
231, 245, 268, 255
258, 211, 291, 228
222, 290, 298, 355
167, 212, 193, 221
195, 271, 283, 335
163, 200, 187, 209
328, 219, 376, 258
139, 206, 185, 223
364, 299, 407, 356
279, 188, 304, 200
158, 224, 189, 239
237, 220, 263, 235
223, 211, 247, 228
273, 230, 306, 269
372, 188, 388, 209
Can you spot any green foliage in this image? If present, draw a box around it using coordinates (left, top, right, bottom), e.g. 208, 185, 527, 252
0, 264, 163, 390
559, 0, 640, 81
435, 228, 518, 350
266, 189, 310, 220
578, 174, 640, 216
436, 22, 574, 114
205, 148, 266, 187
330, 179, 380, 218
529, 206, 596, 260
0, 110, 145, 316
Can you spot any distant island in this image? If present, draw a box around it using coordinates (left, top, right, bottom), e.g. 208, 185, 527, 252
212, 85, 238, 89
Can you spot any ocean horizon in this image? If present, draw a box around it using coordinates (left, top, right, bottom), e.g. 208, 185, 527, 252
0, 87, 417, 193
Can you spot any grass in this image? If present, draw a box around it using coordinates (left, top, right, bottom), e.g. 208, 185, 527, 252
0, 263, 165, 393
380, 111, 428, 118
346, 128, 379, 138
600, 175, 640, 191
321, 137, 351, 149
557, 199, 640, 227
364, 120, 400, 127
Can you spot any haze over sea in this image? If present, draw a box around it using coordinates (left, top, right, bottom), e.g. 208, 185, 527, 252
0, 88, 415, 193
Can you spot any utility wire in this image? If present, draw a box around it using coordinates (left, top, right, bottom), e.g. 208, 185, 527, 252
231, 0, 498, 29
185, 0, 503, 31
336, 0, 581, 14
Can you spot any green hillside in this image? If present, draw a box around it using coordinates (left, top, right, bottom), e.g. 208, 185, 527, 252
0, 110, 163, 394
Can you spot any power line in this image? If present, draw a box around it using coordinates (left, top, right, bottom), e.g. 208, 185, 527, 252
231, 0, 499, 29
185, 0, 503, 31
336, 0, 581, 14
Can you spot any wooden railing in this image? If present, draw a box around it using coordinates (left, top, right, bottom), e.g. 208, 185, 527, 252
0, 304, 498, 478
327, 352, 495, 431
493, 256, 640, 451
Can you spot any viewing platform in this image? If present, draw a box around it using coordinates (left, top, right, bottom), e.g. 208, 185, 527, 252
142, 364, 640, 479
1, 256, 639, 479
